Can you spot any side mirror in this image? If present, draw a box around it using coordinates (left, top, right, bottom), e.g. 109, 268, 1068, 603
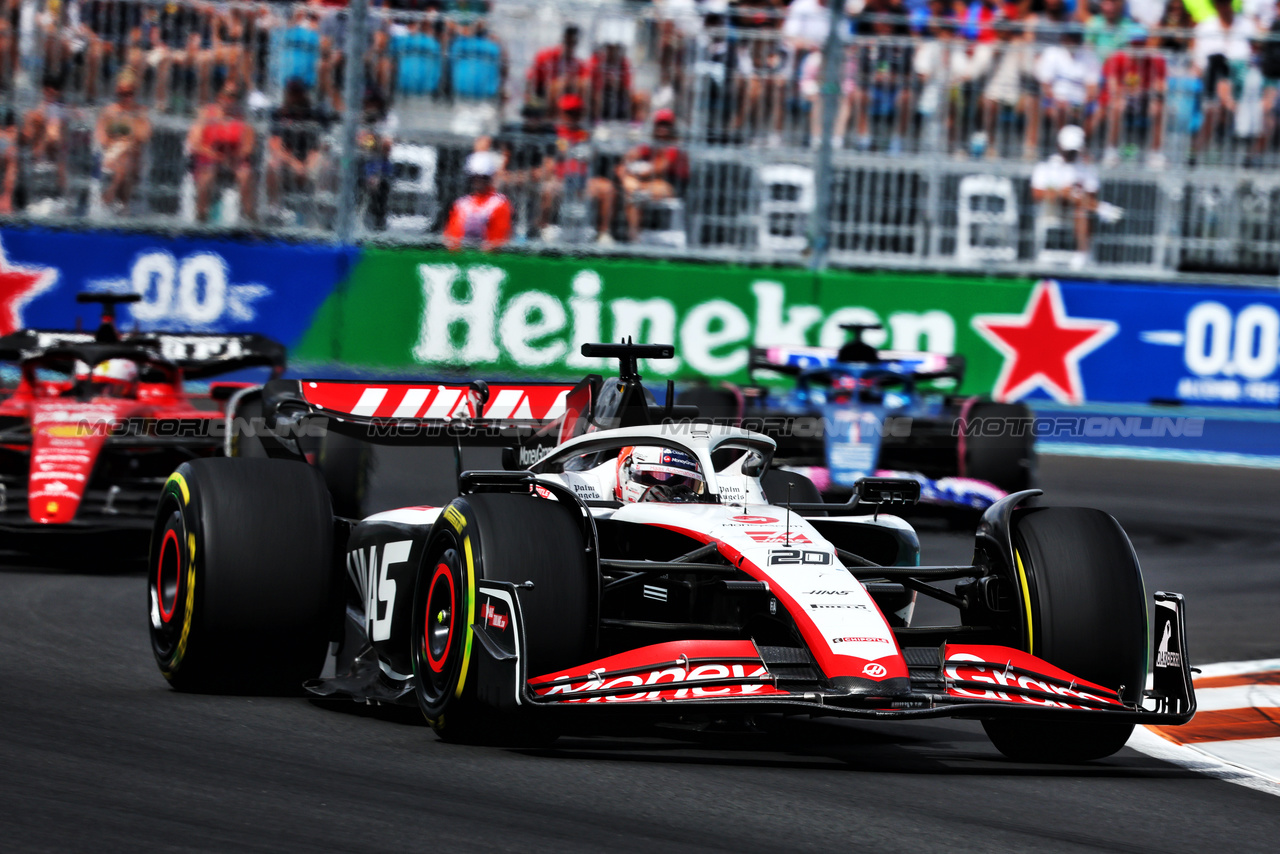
468, 380, 490, 417
740, 450, 766, 478
856, 477, 921, 507
784, 476, 921, 514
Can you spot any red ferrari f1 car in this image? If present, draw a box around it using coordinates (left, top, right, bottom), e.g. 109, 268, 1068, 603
0, 293, 284, 536
147, 343, 1195, 762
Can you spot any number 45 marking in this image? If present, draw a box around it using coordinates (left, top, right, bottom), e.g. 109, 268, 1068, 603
367, 541, 412, 642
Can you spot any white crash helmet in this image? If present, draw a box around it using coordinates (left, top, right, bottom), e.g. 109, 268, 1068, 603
615, 445, 705, 504
90, 358, 139, 393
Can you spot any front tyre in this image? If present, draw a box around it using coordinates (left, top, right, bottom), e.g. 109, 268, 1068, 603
411, 492, 593, 743
983, 507, 1147, 762
148, 458, 335, 693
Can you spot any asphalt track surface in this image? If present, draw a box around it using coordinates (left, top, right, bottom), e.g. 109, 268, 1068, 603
1, 455, 1278, 852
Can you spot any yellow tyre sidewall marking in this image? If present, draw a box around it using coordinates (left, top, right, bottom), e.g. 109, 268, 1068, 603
166, 471, 190, 506
455, 535, 476, 699
1015, 549, 1034, 655
172, 534, 197, 671
161, 471, 196, 677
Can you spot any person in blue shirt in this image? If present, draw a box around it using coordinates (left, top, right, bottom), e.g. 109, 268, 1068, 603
450, 20, 504, 100
391, 16, 443, 98
279, 8, 321, 91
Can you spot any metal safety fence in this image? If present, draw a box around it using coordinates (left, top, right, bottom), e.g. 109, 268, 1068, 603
1, 0, 1278, 281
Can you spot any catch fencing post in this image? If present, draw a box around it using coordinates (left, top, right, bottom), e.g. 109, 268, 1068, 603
808, 1, 845, 272
336, 0, 370, 245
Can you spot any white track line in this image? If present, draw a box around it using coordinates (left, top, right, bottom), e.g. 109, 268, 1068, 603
1127, 729, 1280, 797
1127, 658, 1280, 798
1193, 658, 1280, 679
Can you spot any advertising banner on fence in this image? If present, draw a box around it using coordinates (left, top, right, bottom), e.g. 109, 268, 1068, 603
4, 228, 1280, 413
0, 226, 354, 348
1051, 278, 1280, 408
295, 247, 1280, 409
293, 248, 1030, 395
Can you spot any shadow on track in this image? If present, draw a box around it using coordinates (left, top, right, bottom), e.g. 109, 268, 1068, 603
517, 717, 1201, 781
0, 530, 149, 575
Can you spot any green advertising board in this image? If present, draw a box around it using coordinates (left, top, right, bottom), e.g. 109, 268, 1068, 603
295, 248, 1035, 396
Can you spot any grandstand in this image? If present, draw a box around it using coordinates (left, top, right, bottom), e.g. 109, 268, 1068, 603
3, 0, 1280, 280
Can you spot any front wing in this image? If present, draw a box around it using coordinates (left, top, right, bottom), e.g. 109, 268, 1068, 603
470, 585, 1195, 726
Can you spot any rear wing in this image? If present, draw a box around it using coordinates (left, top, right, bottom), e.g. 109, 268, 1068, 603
0, 330, 286, 379
749, 346, 965, 384
256, 342, 692, 460
148, 333, 286, 379
259, 377, 592, 454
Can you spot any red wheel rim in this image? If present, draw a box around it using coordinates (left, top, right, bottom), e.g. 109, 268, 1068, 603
156, 528, 181, 624
424, 563, 455, 673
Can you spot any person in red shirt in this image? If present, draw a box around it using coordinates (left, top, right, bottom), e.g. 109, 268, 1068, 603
1096, 29, 1167, 167
526, 25, 587, 116
617, 109, 689, 242
586, 39, 635, 122
187, 82, 256, 223
444, 151, 513, 251
536, 94, 616, 244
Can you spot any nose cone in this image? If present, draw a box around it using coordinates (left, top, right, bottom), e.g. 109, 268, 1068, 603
28, 405, 112, 524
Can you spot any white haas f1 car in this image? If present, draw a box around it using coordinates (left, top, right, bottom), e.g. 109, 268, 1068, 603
147, 344, 1195, 762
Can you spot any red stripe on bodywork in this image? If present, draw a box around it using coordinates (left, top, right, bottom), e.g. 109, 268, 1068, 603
530, 640, 761, 684
650, 523, 909, 685
943, 644, 1125, 709
529, 640, 789, 704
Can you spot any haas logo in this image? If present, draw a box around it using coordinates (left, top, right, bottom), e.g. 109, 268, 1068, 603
1155, 620, 1181, 668
862, 663, 887, 678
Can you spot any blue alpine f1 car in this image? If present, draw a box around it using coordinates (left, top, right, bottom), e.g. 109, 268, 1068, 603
678, 325, 1035, 515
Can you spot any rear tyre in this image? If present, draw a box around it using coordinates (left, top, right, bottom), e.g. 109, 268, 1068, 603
961, 401, 1036, 493
982, 507, 1147, 762
148, 458, 335, 693
411, 492, 593, 744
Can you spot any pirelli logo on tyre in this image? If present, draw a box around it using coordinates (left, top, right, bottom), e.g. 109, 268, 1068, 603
443, 505, 467, 534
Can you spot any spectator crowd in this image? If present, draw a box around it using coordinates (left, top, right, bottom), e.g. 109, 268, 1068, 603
0, 0, 1276, 246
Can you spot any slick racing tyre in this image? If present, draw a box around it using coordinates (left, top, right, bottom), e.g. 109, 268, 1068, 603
983, 507, 1147, 763
412, 492, 593, 744
149, 458, 335, 693
961, 401, 1036, 493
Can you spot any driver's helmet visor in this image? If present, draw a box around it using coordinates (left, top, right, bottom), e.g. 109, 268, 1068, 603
630, 447, 704, 492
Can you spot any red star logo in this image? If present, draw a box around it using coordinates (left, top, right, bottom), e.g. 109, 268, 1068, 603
0, 238, 58, 336
971, 280, 1117, 404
